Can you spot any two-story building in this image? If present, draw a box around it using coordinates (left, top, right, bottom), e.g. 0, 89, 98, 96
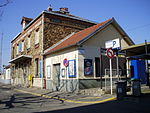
10, 6, 96, 88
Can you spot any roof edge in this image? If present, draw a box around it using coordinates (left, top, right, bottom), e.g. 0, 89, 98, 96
43, 10, 98, 24
111, 18, 135, 45
76, 18, 114, 45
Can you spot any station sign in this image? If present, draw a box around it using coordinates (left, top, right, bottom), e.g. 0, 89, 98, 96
105, 38, 120, 49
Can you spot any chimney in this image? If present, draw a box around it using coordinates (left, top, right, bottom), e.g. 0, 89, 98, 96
47, 5, 52, 11
21, 16, 33, 30
60, 7, 69, 14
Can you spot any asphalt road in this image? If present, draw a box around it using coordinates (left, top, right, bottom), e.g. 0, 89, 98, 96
0, 83, 150, 113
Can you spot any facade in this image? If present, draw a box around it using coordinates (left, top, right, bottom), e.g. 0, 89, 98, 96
0, 65, 11, 84
10, 7, 96, 88
44, 18, 134, 92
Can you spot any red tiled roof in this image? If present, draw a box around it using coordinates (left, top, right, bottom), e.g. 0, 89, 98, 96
45, 18, 112, 55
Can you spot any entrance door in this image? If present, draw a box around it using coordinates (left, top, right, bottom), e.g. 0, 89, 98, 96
53, 64, 61, 91
95, 57, 101, 77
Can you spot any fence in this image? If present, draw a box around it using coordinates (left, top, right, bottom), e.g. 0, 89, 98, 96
104, 68, 130, 94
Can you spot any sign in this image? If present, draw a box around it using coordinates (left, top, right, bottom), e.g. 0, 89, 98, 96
40, 60, 43, 78
63, 58, 68, 67
68, 60, 76, 77
84, 59, 93, 75
106, 48, 114, 58
78, 48, 85, 55
105, 38, 120, 49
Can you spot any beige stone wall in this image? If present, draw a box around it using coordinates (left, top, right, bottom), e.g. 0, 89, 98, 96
11, 21, 43, 84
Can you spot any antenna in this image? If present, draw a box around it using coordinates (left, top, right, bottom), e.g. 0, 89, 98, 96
0, 32, 3, 74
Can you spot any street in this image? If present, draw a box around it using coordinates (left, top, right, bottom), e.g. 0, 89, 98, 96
0, 83, 150, 113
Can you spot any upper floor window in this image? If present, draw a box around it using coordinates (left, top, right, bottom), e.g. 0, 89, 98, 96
22, 40, 24, 52
35, 28, 40, 45
27, 35, 31, 49
17, 41, 24, 54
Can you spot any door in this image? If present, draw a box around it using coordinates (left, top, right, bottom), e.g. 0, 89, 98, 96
95, 57, 101, 77
53, 64, 61, 91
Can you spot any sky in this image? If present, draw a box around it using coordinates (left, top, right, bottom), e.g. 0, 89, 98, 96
0, 0, 150, 66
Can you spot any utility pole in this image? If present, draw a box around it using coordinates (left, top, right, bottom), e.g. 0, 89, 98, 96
0, 32, 3, 74
145, 40, 149, 86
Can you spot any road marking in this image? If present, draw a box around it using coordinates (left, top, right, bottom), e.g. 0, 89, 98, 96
76, 96, 102, 100
15, 89, 116, 104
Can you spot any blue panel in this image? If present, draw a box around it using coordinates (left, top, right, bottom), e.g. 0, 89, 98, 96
40, 60, 43, 78
130, 60, 146, 84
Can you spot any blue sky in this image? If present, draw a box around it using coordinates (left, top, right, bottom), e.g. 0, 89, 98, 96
0, 0, 150, 65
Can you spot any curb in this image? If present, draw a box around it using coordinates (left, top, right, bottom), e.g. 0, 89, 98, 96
14, 89, 116, 104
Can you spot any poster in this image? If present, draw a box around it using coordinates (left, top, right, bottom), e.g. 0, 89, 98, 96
68, 60, 76, 77
84, 59, 93, 75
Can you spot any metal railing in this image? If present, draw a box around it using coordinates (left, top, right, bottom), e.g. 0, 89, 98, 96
104, 69, 130, 94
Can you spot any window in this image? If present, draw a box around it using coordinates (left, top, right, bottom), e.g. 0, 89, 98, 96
35, 28, 40, 45
17, 41, 24, 54
17, 44, 19, 54
61, 68, 66, 78
47, 65, 51, 78
35, 58, 39, 77
27, 35, 31, 49
12, 47, 15, 58
21, 41, 24, 52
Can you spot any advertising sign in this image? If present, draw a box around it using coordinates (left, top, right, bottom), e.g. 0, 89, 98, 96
68, 60, 76, 77
84, 59, 93, 75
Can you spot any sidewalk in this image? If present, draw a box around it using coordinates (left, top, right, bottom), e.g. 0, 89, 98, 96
14, 85, 150, 113
14, 86, 116, 104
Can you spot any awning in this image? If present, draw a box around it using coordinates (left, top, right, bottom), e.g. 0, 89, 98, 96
9, 55, 32, 64
121, 42, 150, 57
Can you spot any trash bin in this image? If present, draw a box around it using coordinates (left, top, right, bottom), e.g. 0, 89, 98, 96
115, 80, 127, 100
131, 79, 141, 96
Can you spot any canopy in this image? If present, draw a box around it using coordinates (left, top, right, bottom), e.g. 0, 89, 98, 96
9, 55, 32, 64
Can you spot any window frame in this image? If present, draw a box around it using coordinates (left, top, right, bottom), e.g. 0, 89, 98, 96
34, 28, 40, 45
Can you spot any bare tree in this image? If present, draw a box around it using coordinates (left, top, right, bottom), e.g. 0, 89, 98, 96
0, 0, 12, 21
0, 0, 11, 7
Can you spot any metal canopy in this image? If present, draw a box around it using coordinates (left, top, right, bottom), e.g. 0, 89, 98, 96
127, 54, 150, 60
9, 55, 32, 64
121, 42, 150, 58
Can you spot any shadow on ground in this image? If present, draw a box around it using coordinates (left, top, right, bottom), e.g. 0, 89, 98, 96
33, 93, 150, 113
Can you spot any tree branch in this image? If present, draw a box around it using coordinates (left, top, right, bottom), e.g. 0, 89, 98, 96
0, 0, 10, 7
